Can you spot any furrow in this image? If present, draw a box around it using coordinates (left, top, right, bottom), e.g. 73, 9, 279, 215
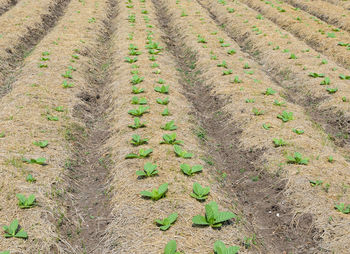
322, 0, 350, 10
197, 0, 350, 149
0, 0, 18, 16
0, 0, 71, 95
153, 0, 350, 252
0, 0, 114, 252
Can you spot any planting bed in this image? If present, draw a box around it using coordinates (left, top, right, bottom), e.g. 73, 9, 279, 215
1, 0, 350, 253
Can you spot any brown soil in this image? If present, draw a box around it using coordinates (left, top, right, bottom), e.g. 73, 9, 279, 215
0, 0, 17, 16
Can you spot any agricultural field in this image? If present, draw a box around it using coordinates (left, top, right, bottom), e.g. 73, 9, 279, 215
1, 0, 350, 253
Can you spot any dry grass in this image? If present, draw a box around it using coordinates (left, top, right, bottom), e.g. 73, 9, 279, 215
100, 1, 252, 253
163, 0, 350, 252
0, 0, 111, 252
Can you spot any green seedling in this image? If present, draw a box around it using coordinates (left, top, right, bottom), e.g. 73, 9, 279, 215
192, 201, 236, 228
327, 32, 336, 38
33, 140, 48, 148
162, 108, 170, 116
0, 251, 10, 254
136, 162, 158, 177
197, 35, 207, 43
320, 77, 330, 85
180, 163, 203, 176
273, 100, 285, 106
22, 157, 47, 165
129, 49, 142, 55
67, 65, 76, 71
217, 61, 227, 68
132, 86, 144, 94
243, 63, 250, 69
26, 174, 36, 183
334, 203, 350, 214
155, 213, 178, 231
3, 219, 28, 239
292, 128, 304, 134
151, 63, 159, 68
227, 49, 236, 55
88, 17, 96, 23
41, 57, 50, 61
128, 14, 136, 23
38, 63, 48, 68
129, 117, 146, 129
149, 55, 157, 61
181, 10, 188, 17
0, 132, 5, 138
131, 134, 148, 146
160, 133, 183, 145
42, 51, 50, 56
154, 85, 169, 94
191, 182, 210, 201
164, 240, 180, 254
287, 152, 309, 165
262, 123, 271, 130
245, 98, 255, 103
61, 70, 72, 78
277, 111, 293, 122
129, 44, 138, 50
221, 43, 231, 47
213, 240, 240, 254
342, 97, 348, 102
328, 156, 334, 163
264, 88, 276, 95
46, 115, 58, 121
219, 38, 225, 43
54, 106, 64, 112
62, 80, 74, 88
174, 145, 193, 158
157, 78, 166, 84
128, 106, 149, 116
161, 120, 177, 130
146, 41, 163, 51
131, 96, 147, 105
125, 56, 138, 63
222, 69, 233, 75
273, 138, 286, 147
125, 148, 153, 159
131, 74, 144, 84
141, 183, 168, 201
309, 72, 325, 78
16, 194, 36, 209
227, 7, 235, 13
289, 53, 297, 59
252, 108, 264, 116
156, 97, 169, 105
326, 87, 338, 94
321, 59, 328, 64
231, 76, 242, 83
310, 180, 323, 187
339, 74, 350, 80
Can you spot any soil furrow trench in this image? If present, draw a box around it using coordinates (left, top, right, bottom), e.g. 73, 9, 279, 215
57, 1, 117, 253
0, 0, 71, 97
151, 0, 320, 253
196, 0, 350, 150
0, 0, 18, 16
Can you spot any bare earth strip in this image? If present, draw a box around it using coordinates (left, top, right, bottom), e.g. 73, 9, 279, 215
284, 0, 350, 33
0, 0, 113, 252
322, 0, 350, 9
0, 0, 70, 93
197, 0, 350, 149
0, 0, 18, 16
239, 0, 350, 69
156, 0, 350, 252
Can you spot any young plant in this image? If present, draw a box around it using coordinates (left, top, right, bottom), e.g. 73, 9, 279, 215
309, 72, 325, 78
227, 49, 236, 55
222, 69, 233, 75
3, 219, 28, 239
174, 145, 193, 159
287, 152, 309, 165
125, 148, 153, 159
161, 120, 177, 130
320, 77, 330, 85
129, 117, 146, 129
22, 157, 47, 165
273, 100, 285, 106
162, 108, 170, 116
55, 106, 64, 112
46, 114, 58, 121
180, 163, 202, 176
131, 74, 144, 84
62, 80, 74, 88
309, 180, 323, 187
217, 61, 228, 68
155, 213, 178, 231
61, 70, 72, 79
124, 56, 138, 63
16, 194, 36, 209
131, 96, 147, 105
277, 111, 293, 122
197, 35, 207, 43
136, 162, 158, 177
272, 137, 286, 147
131, 134, 148, 146
192, 201, 236, 228
213, 240, 240, 254
157, 78, 166, 84
154, 85, 169, 94
128, 106, 149, 116
231, 76, 242, 83
252, 108, 264, 116
164, 240, 180, 254
334, 203, 350, 214
264, 88, 276, 95
262, 123, 271, 130
160, 133, 183, 145
339, 74, 350, 80
326, 87, 338, 94
191, 182, 210, 201
156, 97, 169, 105
141, 183, 168, 201
132, 86, 144, 94
292, 128, 304, 134
289, 53, 297, 59
33, 140, 48, 148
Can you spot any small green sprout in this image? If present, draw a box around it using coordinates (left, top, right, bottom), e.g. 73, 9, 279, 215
287, 152, 309, 165
155, 213, 178, 231
141, 183, 168, 201
3, 219, 28, 239
191, 182, 210, 201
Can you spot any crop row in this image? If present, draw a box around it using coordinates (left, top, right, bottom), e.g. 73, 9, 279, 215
0, 0, 111, 252
160, 0, 350, 252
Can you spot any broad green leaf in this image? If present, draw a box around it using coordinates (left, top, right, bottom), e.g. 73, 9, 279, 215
164, 240, 177, 254
192, 215, 209, 225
